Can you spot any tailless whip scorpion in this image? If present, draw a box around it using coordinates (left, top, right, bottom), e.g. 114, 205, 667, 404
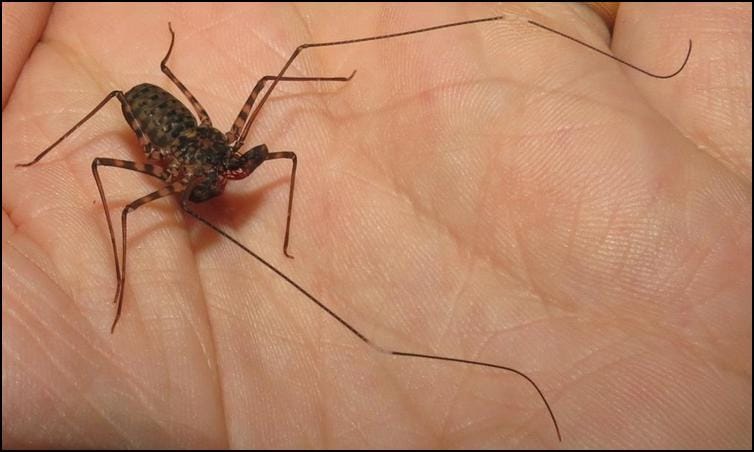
16, 12, 692, 442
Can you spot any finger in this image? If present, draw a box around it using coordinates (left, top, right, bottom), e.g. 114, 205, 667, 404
613, 3, 752, 180
1, 2, 52, 108
585, 2, 619, 31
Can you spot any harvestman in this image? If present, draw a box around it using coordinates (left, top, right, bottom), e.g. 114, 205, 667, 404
17, 14, 692, 441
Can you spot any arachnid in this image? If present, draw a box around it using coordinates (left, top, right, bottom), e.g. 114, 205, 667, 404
14, 9, 693, 445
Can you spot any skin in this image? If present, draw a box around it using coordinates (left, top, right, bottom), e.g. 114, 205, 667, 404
2, 3, 751, 449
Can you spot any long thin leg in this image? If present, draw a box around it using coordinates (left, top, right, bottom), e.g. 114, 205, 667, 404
226, 72, 356, 144
264, 151, 297, 258
526, 20, 692, 79
180, 198, 562, 442
161, 23, 212, 127
17, 91, 159, 167
233, 15, 692, 151
111, 181, 186, 333
91, 158, 166, 311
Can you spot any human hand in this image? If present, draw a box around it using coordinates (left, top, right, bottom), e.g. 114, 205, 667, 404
3, 3, 751, 448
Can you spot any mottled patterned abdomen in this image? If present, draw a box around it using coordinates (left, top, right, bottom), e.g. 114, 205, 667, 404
124, 83, 197, 148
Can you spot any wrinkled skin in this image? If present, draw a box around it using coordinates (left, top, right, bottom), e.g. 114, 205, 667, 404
2, 3, 751, 449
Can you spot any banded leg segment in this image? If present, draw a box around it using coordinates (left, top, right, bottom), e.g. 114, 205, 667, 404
265, 151, 298, 258
110, 181, 186, 332
227, 72, 356, 145
91, 158, 166, 311
161, 23, 212, 127
18, 91, 160, 167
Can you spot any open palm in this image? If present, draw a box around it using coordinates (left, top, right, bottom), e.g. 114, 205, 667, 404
3, 3, 751, 448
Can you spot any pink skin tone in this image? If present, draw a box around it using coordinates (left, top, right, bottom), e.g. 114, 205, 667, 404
3, 3, 751, 449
